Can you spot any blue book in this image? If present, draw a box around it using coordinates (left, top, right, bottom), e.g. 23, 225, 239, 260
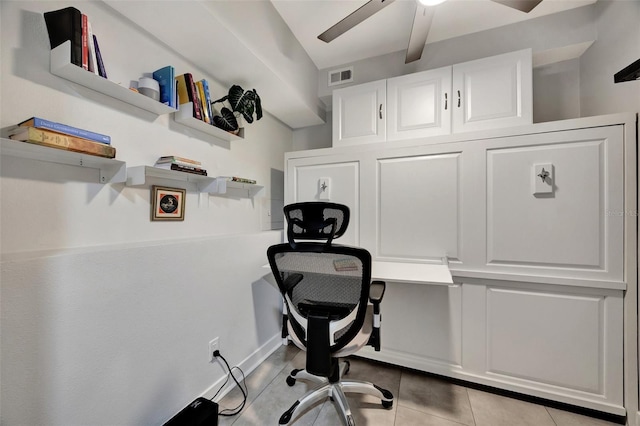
153, 66, 175, 108
17, 117, 111, 144
200, 79, 214, 123
93, 34, 107, 79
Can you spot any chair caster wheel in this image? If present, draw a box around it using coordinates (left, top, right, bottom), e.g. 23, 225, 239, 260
279, 401, 299, 424
286, 376, 296, 386
279, 411, 292, 425
382, 400, 393, 409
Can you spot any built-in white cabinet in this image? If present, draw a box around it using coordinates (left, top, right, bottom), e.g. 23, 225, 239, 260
451, 49, 532, 133
332, 80, 386, 146
376, 152, 461, 263
386, 67, 452, 140
286, 113, 636, 416
289, 155, 361, 246
332, 49, 532, 146
484, 126, 624, 282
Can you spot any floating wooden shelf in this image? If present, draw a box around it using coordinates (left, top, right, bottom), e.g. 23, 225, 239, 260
126, 166, 262, 198
220, 179, 264, 198
126, 166, 217, 192
50, 41, 177, 116
0, 138, 126, 183
173, 103, 245, 141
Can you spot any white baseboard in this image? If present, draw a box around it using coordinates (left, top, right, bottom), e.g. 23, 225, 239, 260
199, 333, 283, 402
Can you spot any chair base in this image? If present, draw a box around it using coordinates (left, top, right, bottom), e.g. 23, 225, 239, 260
279, 360, 394, 425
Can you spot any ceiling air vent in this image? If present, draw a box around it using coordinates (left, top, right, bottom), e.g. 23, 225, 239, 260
328, 67, 354, 87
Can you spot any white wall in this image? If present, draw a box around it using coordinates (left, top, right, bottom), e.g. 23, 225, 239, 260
533, 58, 582, 122
1, 1, 290, 424
580, 0, 640, 116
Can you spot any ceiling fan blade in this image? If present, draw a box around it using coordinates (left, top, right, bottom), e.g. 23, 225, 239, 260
318, 0, 397, 43
405, 4, 435, 64
490, 0, 543, 13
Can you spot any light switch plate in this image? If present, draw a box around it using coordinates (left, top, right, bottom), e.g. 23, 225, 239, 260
318, 177, 331, 200
533, 163, 553, 195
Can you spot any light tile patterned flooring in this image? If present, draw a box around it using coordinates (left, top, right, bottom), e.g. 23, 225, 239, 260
218, 345, 621, 426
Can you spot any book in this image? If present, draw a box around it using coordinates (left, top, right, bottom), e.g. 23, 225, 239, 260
153, 66, 176, 108
15, 117, 111, 145
81, 14, 89, 71
10, 127, 116, 159
87, 20, 98, 75
155, 161, 202, 169
175, 73, 202, 121
333, 258, 359, 272
43, 7, 82, 68
174, 79, 179, 112
156, 156, 201, 166
193, 81, 204, 121
93, 35, 107, 78
201, 79, 214, 126
219, 176, 257, 185
195, 81, 211, 124
155, 163, 207, 176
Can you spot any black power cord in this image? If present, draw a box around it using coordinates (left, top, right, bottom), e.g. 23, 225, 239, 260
210, 350, 248, 417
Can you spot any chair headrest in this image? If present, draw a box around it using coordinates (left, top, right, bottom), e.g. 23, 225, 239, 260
284, 202, 350, 246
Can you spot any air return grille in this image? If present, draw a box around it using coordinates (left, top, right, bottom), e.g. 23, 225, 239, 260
328, 67, 354, 86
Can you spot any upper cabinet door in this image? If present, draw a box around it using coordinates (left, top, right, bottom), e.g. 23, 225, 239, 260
452, 49, 532, 133
332, 80, 386, 147
387, 67, 452, 141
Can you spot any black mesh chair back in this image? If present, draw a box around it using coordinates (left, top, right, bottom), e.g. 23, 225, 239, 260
284, 202, 350, 246
268, 244, 371, 366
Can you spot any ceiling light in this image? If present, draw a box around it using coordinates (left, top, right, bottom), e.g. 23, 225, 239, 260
418, 0, 448, 6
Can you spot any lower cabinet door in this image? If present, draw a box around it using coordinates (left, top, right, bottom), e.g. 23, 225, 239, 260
365, 281, 464, 370
463, 281, 624, 413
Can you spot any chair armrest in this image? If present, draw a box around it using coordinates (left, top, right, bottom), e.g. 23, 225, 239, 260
369, 280, 386, 304
367, 281, 385, 351
283, 273, 304, 292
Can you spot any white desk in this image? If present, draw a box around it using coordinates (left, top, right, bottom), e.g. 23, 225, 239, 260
371, 260, 452, 285
264, 256, 453, 286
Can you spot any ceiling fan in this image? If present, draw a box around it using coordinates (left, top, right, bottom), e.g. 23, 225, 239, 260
318, 0, 543, 64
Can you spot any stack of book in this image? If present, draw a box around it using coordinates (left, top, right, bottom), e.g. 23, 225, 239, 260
219, 176, 257, 185
155, 156, 207, 176
8, 117, 115, 158
44, 6, 107, 78
175, 73, 214, 124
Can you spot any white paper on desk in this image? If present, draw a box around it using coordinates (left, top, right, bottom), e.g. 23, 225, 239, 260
371, 261, 453, 285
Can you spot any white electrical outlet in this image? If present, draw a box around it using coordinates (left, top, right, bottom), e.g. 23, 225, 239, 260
208, 337, 219, 362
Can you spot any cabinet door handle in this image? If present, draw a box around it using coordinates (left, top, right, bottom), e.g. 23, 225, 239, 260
444, 93, 448, 110
457, 90, 461, 108
379, 104, 383, 119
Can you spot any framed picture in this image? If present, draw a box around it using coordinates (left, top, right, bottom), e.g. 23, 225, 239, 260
151, 186, 186, 221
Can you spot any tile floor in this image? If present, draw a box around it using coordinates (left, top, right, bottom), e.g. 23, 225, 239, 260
217, 345, 622, 426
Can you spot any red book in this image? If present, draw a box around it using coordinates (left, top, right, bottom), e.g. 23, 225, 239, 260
185, 73, 203, 121
176, 73, 203, 120
81, 14, 88, 70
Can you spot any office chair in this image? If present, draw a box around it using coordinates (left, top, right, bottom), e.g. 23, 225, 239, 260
267, 202, 393, 426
